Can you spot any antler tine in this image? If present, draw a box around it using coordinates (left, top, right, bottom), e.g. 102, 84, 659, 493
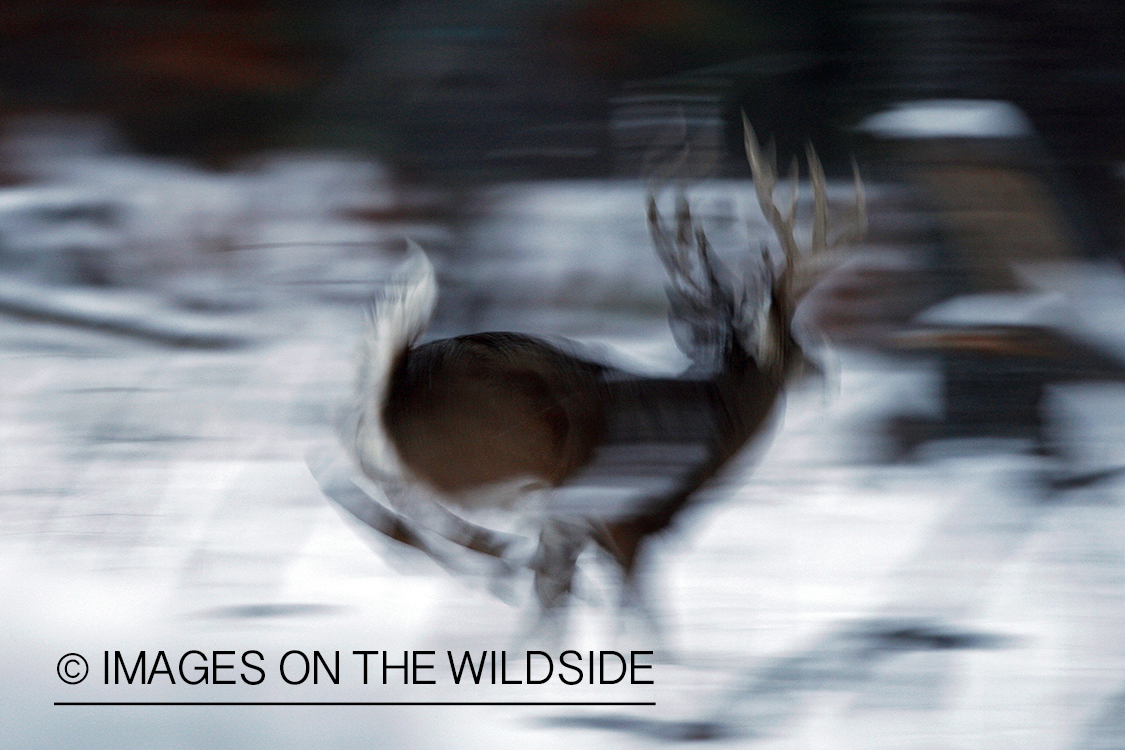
743, 114, 870, 317
807, 143, 828, 255
822, 159, 869, 248
854, 159, 868, 234
675, 192, 693, 248
647, 183, 738, 327
647, 190, 704, 298
646, 192, 675, 267
785, 155, 800, 227
854, 166, 868, 243
693, 223, 728, 305
742, 113, 802, 266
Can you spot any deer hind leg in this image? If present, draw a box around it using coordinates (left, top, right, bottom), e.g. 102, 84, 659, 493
306, 445, 460, 569
307, 444, 530, 590
511, 517, 591, 646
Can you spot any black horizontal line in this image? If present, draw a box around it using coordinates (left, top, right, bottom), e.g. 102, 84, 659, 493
55, 701, 656, 707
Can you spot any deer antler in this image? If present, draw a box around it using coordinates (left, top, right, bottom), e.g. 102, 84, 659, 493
742, 113, 866, 315
647, 195, 731, 307
647, 190, 742, 364
645, 120, 866, 368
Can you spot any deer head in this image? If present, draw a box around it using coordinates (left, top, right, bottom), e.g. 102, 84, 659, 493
647, 117, 866, 376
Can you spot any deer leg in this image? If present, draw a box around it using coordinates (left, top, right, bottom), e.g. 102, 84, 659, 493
597, 517, 668, 645
531, 518, 589, 610
307, 445, 530, 591
598, 518, 644, 585
306, 445, 461, 569
513, 517, 590, 647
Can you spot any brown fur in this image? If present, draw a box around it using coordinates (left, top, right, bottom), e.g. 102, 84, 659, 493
384, 333, 607, 498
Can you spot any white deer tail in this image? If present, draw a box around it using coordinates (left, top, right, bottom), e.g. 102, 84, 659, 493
349, 242, 437, 482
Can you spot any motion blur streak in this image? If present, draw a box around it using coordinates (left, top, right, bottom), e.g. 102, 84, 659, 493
3, 2, 1125, 749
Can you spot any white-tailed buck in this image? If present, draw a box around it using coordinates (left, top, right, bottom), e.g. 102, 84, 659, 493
309, 118, 865, 636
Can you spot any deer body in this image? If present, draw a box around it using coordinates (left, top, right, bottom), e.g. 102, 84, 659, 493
384, 333, 606, 500
326, 122, 864, 630
380, 322, 791, 556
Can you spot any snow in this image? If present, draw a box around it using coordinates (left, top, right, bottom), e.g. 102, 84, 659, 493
857, 100, 1036, 140
1, 175, 1124, 749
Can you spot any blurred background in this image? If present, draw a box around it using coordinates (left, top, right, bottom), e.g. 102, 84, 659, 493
3, 0, 1125, 321
4, 1, 1125, 748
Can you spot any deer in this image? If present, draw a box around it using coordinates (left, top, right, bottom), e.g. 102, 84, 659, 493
307, 117, 866, 640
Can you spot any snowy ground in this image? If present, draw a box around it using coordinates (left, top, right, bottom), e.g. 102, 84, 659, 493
3, 182, 1125, 749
